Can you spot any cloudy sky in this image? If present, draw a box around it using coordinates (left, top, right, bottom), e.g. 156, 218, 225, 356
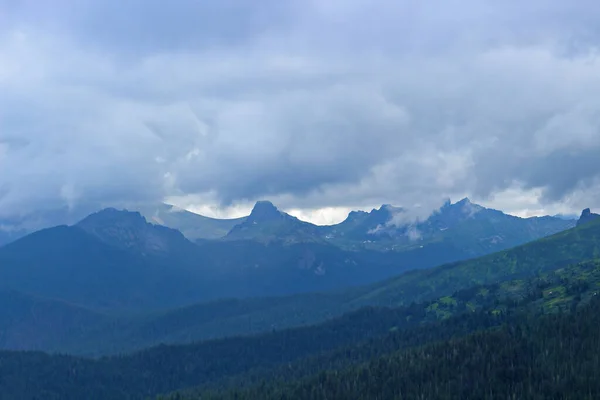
1, 0, 599, 224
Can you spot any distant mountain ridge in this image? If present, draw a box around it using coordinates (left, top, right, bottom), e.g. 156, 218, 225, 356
321, 198, 576, 248
0, 202, 245, 247
138, 203, 246, 240
221, 198, 576, 259
0, 199, 579, 248
77, 207, 195, 256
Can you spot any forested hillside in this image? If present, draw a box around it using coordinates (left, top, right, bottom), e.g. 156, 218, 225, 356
182, 297, 600, 399
2, 256, 600, 399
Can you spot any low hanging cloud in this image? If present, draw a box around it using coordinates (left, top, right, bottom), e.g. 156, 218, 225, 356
1, 0, 600, 220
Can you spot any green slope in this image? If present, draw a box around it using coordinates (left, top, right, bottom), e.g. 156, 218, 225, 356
165, 259, 600, 399
351, 217, 600, 308
3, 257, 600, 399
0, 311, 504, 400
187, 296, 600, 400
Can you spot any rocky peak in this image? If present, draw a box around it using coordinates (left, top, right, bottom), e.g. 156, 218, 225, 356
348, 210, 368, 218
577, 208, 600, 227
78, 208, 146, 228
247, 201, 283, 222
446, 198, 484, 217
225, 200, 323, 243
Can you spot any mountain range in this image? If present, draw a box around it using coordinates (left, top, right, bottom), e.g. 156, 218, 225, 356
223, 199, 578, 253
138, 203, 246, 241
0, 206, 442, 313
0, 198, 598, 398
0, 198, 577, 249
1, 214, 600, 398
0, 199, 579, 312
0, 206, 597, 355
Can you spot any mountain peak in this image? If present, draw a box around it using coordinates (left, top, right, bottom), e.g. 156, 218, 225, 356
78, 208, 147, 226
224, 201, 325, 243
248, 201, 283, 222
76, 208, 188, 254
346, 210, 369, 219
453, 197, 485, 215
577, 208, 600, 227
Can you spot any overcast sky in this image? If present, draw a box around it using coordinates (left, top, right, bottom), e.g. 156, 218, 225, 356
1, 0, 599, 224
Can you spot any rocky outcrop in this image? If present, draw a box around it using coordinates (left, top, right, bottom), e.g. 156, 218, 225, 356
577, 208, 600, 227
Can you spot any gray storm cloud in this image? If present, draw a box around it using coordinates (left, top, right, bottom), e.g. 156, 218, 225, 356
1, 0, 600, 218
